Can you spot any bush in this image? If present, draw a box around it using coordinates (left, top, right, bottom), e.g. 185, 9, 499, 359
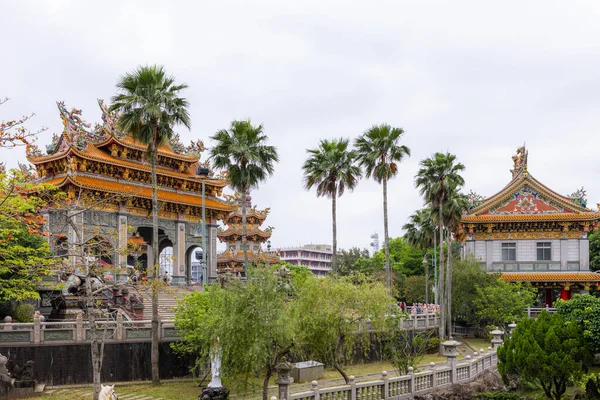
426, 337, 442, 353
14, 304, 35, 322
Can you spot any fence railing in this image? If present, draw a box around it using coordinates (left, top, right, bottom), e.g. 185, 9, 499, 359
0, 309, 439, 346
275, 346, 500, 400
0, 314, 178, 346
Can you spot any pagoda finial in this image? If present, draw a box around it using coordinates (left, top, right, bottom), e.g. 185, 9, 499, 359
510, 144, 528, 179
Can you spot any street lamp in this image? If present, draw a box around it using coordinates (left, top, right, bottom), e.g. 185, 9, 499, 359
423, 255, 429, 304
197, 167, 210, 287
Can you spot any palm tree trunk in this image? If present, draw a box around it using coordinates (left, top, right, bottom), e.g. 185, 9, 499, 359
383, 178, 391, 293
332, 188, 337, 273
242, 189, 249, 273
438, 200, 446, 344
446, 235, 453, 337
150, 133, 160, 384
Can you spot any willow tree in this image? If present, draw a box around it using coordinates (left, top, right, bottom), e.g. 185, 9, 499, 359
302, 138, 361, 272
355, 124, 410, 291
210, 120, 279, 270
110, 65, 191, 383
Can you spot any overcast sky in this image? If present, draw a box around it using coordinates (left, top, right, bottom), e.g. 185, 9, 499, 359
2, 1, 600, 251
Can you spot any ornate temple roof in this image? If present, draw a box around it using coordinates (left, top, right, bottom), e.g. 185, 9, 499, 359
501, 272, 600, 283
43, 175, 233, 211
461, 146, 600, 224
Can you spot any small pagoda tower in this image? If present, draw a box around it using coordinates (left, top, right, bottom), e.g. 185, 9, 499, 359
216, 194, 280, 274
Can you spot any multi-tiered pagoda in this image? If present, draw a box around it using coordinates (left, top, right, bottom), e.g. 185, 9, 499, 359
216, 194, 279, 274
26, 100, 236, 284
459, 146, 600, 304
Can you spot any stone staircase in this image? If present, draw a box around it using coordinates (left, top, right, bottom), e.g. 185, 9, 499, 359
127, 284, 203, 320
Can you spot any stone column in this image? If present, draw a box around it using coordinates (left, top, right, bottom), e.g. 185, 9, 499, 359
171, 221, 187, 285
580, 238, 590, 270
117, 214, 128, 268
485, 241, 493, 270
560, 239, 568, 270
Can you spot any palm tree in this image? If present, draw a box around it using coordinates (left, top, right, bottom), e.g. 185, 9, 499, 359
210, 120, 279, 269
414, 152, 465, 341
355, 124, 410, 291
437, 190, 468, 336
403, 208, 435, 303
302, 139, 361, 273
109, 65, 191, 384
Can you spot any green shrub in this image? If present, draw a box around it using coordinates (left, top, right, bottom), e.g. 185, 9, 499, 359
426, 337, 442, 353
14, 304, 35, 322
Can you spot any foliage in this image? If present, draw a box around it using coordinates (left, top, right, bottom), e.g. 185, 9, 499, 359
475, 392, 522, 400
292, 273, 393, 383
451, 255, 496, 325
174, 267, 293, 400
498, 311, 593, 400
355, 123, 411, 290
556, 294, 600, 353
0, 170, 57, 301
383, 308, 436, 374
210, 119, 278, 267
14, 303, 35, 322
404, 275, 428, 304
0, 98, 46, 148
337, 247, 371, 276
302, 138, 360, 272
473, 279, 536, 330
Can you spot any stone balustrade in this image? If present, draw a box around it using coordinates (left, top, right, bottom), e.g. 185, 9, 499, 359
0, 314, 179, 346
274, 343, 501, 400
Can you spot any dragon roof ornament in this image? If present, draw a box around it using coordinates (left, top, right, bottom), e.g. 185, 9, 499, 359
569, 187, 587, 208
510, 145, 528, 179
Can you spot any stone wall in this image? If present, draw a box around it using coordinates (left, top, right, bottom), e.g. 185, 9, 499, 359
1, 341, 194, 386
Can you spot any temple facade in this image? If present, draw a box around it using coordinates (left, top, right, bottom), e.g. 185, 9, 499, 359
26, 100, 236, 284
459, 146, 600, 303
216, 194, 279, 274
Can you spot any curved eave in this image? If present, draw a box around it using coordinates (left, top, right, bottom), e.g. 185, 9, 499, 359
30, 143, 228, 188
216, 252, 280, 264
500, 272, 600, 283
468, 172, 591, 216
217, 229, 272, 239
96, 135, 200, 162
461, 212, 600, 223
44, 174, 236, 212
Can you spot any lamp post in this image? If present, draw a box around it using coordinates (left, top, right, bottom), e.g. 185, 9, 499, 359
197, 167, 210, 288
423, 255, 429, 304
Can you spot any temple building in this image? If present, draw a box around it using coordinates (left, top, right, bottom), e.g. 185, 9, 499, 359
216, 194, 279, 274
459, 146, 600, 304
26, 100, 236, 284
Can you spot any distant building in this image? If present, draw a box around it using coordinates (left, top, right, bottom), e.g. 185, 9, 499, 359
279, 244, 332, 277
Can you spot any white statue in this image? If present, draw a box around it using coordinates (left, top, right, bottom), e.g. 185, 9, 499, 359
208, 338, 223, 388
99, 384, 118, 400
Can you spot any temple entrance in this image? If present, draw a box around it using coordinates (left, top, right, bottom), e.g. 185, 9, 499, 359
159, 245, 173, 277
186, 245, 204, 284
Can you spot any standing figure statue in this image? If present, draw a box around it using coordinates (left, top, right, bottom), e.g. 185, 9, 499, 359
208, 338, 222, 388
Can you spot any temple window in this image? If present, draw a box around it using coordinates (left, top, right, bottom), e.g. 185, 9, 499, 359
537, 242, 552, 261
501, 242, 516, 261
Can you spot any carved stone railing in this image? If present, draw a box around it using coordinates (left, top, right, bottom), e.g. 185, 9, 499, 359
275, 349, 499, 400
0, 314, 178, 346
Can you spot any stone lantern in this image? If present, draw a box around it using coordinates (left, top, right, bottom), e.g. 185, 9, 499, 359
275, 362, 294, 400
442, 338, 461, 382
507, 322, 516, 336
491, 329, 504, 349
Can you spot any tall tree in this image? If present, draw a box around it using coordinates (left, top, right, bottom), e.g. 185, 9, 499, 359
414, 152, 465, 341
110, 65, 191, 384
302, 138, 361, 273
210, 120, 278, 269
403, 208, 435, 303
355, 124, 410, 291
